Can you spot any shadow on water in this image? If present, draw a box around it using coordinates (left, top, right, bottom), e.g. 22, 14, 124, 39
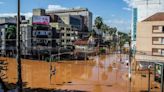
1, 82, 88, 92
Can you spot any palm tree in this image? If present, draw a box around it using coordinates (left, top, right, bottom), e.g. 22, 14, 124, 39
94, 16, 103, 30
5, 25, 16, 56
6, 25, 16, 39
94, 16, 103, 51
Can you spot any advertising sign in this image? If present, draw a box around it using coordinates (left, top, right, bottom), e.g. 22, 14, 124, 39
155, 63, 164, 83
32, 16, 50, 25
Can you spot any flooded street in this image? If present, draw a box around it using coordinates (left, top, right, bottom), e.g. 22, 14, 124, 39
0, 54, 129, 92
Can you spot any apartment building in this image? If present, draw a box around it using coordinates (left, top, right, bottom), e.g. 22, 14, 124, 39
0, 23, 16, 56
50, 23, 78, 47
132, 0, 164, 52
136, 12, 164, 62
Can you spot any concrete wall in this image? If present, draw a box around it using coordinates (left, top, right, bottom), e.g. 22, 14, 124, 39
136, 21, 164, 62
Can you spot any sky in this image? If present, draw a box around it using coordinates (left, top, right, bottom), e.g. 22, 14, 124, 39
0, 0, 132, 33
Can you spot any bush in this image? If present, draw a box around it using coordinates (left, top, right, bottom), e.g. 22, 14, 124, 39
99, 48, 106, 54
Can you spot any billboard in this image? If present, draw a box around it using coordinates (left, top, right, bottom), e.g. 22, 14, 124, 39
32, 16, 50, 25
154, 63, 164, 83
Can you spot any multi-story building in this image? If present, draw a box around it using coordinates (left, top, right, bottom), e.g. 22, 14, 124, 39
131, 0, 164, 52
20, 20, 32, 57
136, 12, 164, 62
47, 8, 92, 31
0, 17, 17, 56
50, 23, 78, 47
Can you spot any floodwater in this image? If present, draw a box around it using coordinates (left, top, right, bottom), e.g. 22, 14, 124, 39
0, 54, 129, 92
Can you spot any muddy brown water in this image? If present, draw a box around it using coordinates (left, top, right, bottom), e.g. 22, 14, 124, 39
0, 55, 129, 92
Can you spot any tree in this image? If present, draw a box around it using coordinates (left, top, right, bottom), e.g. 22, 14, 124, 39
95, 16, 103, 30
101, 24, 109, 33
6, 25, 16, 39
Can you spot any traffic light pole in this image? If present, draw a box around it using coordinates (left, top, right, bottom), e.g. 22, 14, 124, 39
16, 0, 23, 92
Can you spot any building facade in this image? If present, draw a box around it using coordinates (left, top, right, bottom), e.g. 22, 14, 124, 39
136, 13, 164, 62
132, 0, 164, 52
47, 8, 92, 31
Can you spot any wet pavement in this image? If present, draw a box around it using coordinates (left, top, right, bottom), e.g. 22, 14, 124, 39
0, 54, 129, 92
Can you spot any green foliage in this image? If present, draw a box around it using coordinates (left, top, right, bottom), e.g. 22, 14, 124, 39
95, 16, 103, 29
99, 48, 106, 54
6, 25, 16, 39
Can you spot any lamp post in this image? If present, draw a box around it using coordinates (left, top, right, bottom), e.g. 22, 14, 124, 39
16, 0, 23, 91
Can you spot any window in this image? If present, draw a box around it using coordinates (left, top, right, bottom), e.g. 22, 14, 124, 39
162, 50, 164, 56
66, 28, 70, 31
62, 33, 64, 36
61, 27, 64, 30
152, 37, 159, 41
67, 34, 70, 36
152, 48, 158, 53
152, 26, 159, 30
66, 40, 70, 42
62, 40, 64, 42
161, 38, 164, 44
162, 26, 164, 33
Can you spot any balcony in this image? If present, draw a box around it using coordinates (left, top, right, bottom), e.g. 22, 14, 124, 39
152, 26, 164, 33
152, 37, 164, 45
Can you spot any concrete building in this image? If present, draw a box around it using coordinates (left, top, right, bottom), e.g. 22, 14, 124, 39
0, 23, 16, 56
50, 23, 78, 47
20, 20, 32, 56
47, 8, 92, 31
131, 0, 164, 52
0, 17, 16, 24
136, 12, 164, 62
33, 8, 46, 16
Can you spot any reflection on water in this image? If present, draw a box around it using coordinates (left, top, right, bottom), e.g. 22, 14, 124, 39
0, 54, 129, 92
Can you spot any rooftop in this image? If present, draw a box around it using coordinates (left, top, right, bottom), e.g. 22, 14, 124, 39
143, 12, 164, 21
47, 8, 89, 14
73, 39, 88, 45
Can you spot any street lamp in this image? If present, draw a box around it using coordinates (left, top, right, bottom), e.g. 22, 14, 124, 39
16, 0, 23, 92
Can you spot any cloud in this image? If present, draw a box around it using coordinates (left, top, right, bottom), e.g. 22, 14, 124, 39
46, 4, 68, 11
122, 0, 134, 11
123, 7, 132, 11
123, 0, 133, 7
0, 2, 4, 4
0, 12, 32, 19
104, 19, 131, 32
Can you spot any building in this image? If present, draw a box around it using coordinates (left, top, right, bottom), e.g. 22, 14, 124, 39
0, 17, 16, 24
136, 12, 164, 63
131, 0, 164, 52
50, 23, 78, 47
20, 20, 32, 57
47, 8, 92, 31
0, 23, 16, 56
33, 8, 46, 16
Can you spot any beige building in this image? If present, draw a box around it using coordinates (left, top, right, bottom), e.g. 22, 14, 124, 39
136, 12, 164, 62
50, 23, 78, 47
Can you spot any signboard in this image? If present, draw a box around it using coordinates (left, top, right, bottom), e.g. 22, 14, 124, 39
32, 16, 50, 25
154, 63, 164, 83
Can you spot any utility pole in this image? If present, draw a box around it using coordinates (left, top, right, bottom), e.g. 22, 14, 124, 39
129, 33, 132, 92
16, 0, 23, 92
